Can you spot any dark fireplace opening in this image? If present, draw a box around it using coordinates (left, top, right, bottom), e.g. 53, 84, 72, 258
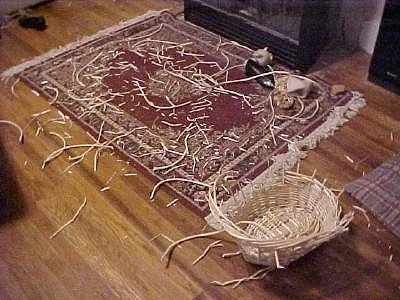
184, 0, 332, 71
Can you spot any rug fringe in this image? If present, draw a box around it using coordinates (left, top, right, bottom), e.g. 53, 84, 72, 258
206, 91, 366, 228
1, 10, 167, 81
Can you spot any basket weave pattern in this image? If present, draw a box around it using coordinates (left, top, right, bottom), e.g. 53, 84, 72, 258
207, 171, 353, 268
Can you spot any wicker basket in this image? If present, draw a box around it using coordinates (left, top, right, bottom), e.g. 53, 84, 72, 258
207, 170, 353, 268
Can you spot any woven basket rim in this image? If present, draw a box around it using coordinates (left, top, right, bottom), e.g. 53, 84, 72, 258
206, 170, 353, 245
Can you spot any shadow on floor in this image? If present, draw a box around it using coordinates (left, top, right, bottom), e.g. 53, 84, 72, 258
309, 42, 359, 73
0, 138, 24, 224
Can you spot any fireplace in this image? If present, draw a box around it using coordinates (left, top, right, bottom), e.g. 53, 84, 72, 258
184, 0, 331, 71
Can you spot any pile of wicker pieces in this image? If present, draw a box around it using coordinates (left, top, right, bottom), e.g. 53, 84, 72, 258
207, 170, 354, 268
161, 169, 354, 287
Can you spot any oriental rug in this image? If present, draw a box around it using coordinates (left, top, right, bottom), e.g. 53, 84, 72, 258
345, 153, 400, 238
1, 10, 366, 217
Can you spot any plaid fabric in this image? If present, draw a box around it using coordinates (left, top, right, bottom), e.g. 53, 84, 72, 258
345, 153, 400, 238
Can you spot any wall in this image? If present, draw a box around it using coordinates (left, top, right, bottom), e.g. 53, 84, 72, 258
340, 0, 385, 54
358, 0, 385, 54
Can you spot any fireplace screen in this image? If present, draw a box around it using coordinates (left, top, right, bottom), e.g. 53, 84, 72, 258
203, 0, 304, 42
184, 0, 331, 70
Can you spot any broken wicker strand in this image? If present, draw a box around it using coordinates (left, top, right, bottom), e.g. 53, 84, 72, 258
0, 119, 24, 143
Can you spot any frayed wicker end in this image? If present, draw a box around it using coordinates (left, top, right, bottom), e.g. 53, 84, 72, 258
207, 170, 353, 268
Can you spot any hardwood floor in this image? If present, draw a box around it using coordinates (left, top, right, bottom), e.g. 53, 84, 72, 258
0, 1, 399, 299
